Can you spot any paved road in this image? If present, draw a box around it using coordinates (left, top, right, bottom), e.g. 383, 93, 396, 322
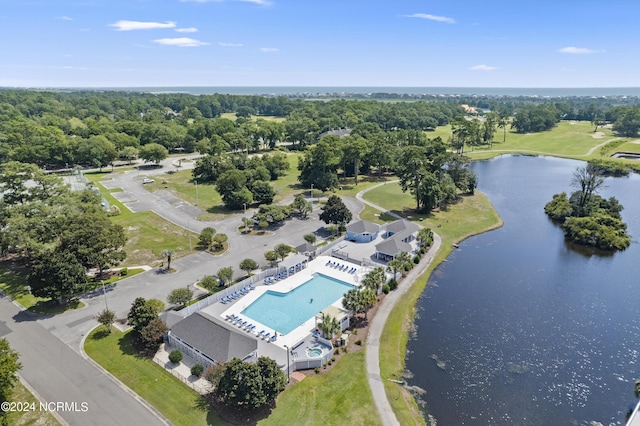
0, 296, 167, 426
356, 182, 442, 426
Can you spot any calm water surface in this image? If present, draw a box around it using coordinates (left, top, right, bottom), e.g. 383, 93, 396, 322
406, 155, 640, 425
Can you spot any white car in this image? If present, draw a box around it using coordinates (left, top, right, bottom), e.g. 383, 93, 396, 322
142, 178, 155, 184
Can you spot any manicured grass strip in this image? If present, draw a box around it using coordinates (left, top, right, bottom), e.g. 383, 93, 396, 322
257, 351, 382, 426
363, 185, 503, 424
7, 379, 61, 426
84, 328, 227, 426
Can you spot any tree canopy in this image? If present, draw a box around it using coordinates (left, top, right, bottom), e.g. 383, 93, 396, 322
214, 357, 286, 409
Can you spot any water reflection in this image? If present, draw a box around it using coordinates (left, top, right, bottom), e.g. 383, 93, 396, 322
406, 155, 640, 425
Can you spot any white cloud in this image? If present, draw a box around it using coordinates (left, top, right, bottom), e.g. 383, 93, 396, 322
56, 16, 73, 21
469, 64, 498, 71
110, 20, 176, 31
153, 37, 209, 47
260, 47, 278, 53
219, 42, 243, 47
176, 27, 198, 33
558, 46, 597, 54
404, 13, 455, 24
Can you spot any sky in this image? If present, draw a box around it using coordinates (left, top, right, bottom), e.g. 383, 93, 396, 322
1, 0, 639, 88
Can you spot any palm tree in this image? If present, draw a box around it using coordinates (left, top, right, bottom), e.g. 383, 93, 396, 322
497, 113, 510, 143
362, 267, 386, 293
396, 251, 411, 276
360, 288, 377, 319
161, 248, 175, 271
386, 258, 404, 280
417, 228, 433, 248
318, 314, 340, 339
342, 289, 362, 319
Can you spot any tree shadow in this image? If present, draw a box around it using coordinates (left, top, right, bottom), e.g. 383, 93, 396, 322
200, 394, 275, 426
90, 327, 111, 340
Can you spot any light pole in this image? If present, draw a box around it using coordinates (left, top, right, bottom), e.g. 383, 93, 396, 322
101, 281, 109, 311
283, 345, 290, 383
195, 179, 199, 206
243, 203, 247, 233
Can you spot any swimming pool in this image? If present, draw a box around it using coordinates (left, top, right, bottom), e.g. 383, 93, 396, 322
241, 273, 355, 335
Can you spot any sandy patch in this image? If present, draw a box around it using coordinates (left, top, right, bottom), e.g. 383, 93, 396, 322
592, 132, 605, 139
631, 139, 640, 144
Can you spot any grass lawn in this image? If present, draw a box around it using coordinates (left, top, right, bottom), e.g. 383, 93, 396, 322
84, 327, 227, 426
362, 183, 503, 424
429, 121, 620, 160
257, 351, 382, 426
7, 380, 61, 426
86, 172, 198, 267
220, 113, 286, 123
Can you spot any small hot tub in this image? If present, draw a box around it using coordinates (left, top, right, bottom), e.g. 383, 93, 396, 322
306, 347, 323, 358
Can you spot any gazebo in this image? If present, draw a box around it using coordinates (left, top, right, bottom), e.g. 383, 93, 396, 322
278, 253, 309, 276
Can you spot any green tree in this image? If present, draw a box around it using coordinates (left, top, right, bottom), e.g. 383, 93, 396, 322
28, 248, 87, 304
199, 275, 221, 292
361, 267, 386, 293
75, 135, 118, 170
147, 299, 166, 314
274, 243, 293, 261
96, 308, 116, 333
139, 318, 168, 355
341, 134, 370, 185
161, 248, 175, 271
127, 297, 158, 334
386, 258, 404, 280
544, 192, 573, 221
319, 195, 352, 226
239, 258, 258, 276
217, 266, 233, 285
417, 227, 434, 248
264, 250, 278, 267
198, 227, 216, 249
483, 112, 498, 148
497, 113, 510, 143
612, 106, 640, 137
303, 233, 317, 245
291, 194, 313, 218
119, 146, 139, 164
139, 143, 169, 165
212, 233, 228, 251
167, 287, 193, 308
0, 338, 21, 426
342, 288, 363, 318
215, 357, 286, 409
250, 180, 276, 204
298, 139, 340, 191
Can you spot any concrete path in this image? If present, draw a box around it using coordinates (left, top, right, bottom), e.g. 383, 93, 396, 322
357, 182, 442, 426
355, 180, 401, 219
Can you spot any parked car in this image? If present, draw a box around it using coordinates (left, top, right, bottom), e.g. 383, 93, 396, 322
142, 178, 155, 184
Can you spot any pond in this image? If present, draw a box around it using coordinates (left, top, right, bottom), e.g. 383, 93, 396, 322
406, 155, 640, 425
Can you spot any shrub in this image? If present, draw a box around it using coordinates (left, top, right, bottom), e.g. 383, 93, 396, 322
331, 357, 336, 362
169, 349, 183, 364
191, 364, 204, 377
334, 349, 340, 356
328, 359, 333, 365
315, 367, 320, 374
382, 284, 390, 294
109, 205, 121, 216
200, 275, 221, 292
389, 279, 398, 290
119, 267, 128, 276
205, 363, 226, 386
413, 254, 421, 264
355, 340, 362, 346
420, 247, 426, 255
342, 347, 348, 353
404, 262, 413, 271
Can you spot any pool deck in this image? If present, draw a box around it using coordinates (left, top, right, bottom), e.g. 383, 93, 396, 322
199, 255, 363, 353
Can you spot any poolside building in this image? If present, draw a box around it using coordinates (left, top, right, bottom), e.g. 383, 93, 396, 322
167, 311, 258, 369
346, 220, 380, 243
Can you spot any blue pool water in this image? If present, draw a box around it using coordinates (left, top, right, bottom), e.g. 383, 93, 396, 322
241, 273, 355, 335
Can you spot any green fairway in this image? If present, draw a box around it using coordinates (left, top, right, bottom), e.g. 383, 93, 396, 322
86, 172, 198, 267
429, 121, 622, 160
84, 327, 226, 426
257, 351, 382, 426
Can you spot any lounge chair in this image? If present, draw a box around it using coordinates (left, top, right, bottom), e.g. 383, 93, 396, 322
262, 333, 270, 340
326, 260, 331, 266
220, 299, 227, 304
248, 284, 256, 290
258, 330, 265, 336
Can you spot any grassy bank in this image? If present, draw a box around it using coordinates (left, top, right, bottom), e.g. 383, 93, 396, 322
362, 183, 503, 424
84, 327, 226, 426
258, 351, 381, 426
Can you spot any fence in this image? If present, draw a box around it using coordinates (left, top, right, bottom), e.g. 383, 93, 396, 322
179, 268, 279, 316
315, 235, 346, 256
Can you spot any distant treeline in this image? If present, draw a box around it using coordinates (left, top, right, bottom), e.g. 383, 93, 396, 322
1, 89, 640, 169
